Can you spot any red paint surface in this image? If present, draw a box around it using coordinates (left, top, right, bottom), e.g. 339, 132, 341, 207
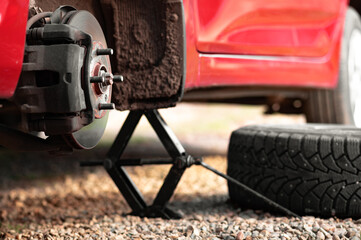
0, 0, 28, 98
194, 0, 345, 57
197, 49, 340, 89
184, 0, 347, 90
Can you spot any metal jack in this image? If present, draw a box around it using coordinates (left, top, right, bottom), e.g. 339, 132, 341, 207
81, 109, 300, 219
103, 109, 196, 219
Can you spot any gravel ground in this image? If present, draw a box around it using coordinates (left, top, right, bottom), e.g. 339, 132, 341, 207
0, 103, 361, 239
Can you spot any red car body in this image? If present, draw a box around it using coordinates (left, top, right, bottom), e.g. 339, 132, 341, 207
183, 0, 347, 90
0, 0, 349, 98
0, 0, 28, 98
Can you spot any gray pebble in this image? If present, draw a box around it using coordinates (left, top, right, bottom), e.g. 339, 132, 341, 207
252, 230, 259, 237
350, 237, 361, 240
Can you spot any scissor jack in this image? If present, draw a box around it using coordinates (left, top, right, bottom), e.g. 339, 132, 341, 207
82, 109, 299, 219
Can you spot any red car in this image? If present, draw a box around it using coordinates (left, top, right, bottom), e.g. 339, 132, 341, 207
3, 0, 361, 219
0, 0, 360, 150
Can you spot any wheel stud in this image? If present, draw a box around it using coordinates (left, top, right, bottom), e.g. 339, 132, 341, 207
90, 76, 105, 83
96, 48, 113, 56
113, 75, 124, 82
104, 73, 114, 86
99, 103, 115, 110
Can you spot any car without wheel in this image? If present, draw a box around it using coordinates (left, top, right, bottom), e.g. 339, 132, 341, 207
1, 0, 361, 218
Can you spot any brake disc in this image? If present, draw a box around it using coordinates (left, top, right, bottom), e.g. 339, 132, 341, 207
62, 10, 113, 149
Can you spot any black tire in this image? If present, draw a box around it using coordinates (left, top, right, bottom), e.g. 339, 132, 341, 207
227, 124, 361, 217
305, 7, 361, 125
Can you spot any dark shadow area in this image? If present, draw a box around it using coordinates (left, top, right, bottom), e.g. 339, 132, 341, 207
0, 140, 226, 189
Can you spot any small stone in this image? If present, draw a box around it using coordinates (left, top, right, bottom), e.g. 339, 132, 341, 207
169, 234, 179, 239
15, 201, 24, 208
215, 226, 223, 234
236, 231, 245, 240
140, 234, 154, 239
313, 226, 320, 232
303, 224, 313, 233
260, 230, 269, 237
0, 210, 7, 220
355, 219, 361, 224
334, 228, 347, 237
191, 227, 200, 239
201, 226, 208, 232
252, 231, 259, 238
321, 224, 336, 232
288, 229, 301, 235
317, 231, 325, 240
186, 225, 194, 237
347, 229, 358, 238
281, 233, 291, 240
193, 215, 203, 221
224, 236, 235, 240
255, 224, 264, 231
265, 225, 274, 233
270, 232, 280, 238
350, 237, 361, 240
44, 234, 54, 240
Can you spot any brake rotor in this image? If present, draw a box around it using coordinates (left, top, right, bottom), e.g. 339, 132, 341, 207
62, 10, 112, 149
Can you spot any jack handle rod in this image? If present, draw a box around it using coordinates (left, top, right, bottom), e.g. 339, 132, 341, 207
195, 160, 301, 219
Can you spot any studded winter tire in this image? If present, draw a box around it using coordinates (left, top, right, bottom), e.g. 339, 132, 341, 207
227, 124, 361, 218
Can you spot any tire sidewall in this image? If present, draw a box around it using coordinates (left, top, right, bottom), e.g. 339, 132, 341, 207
337, 7, 361, 125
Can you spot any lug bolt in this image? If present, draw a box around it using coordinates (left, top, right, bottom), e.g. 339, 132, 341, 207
96, 48, 114, 56
90, 76, 105, 83
99, 103, 115, 110
113, 75, 124, 82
